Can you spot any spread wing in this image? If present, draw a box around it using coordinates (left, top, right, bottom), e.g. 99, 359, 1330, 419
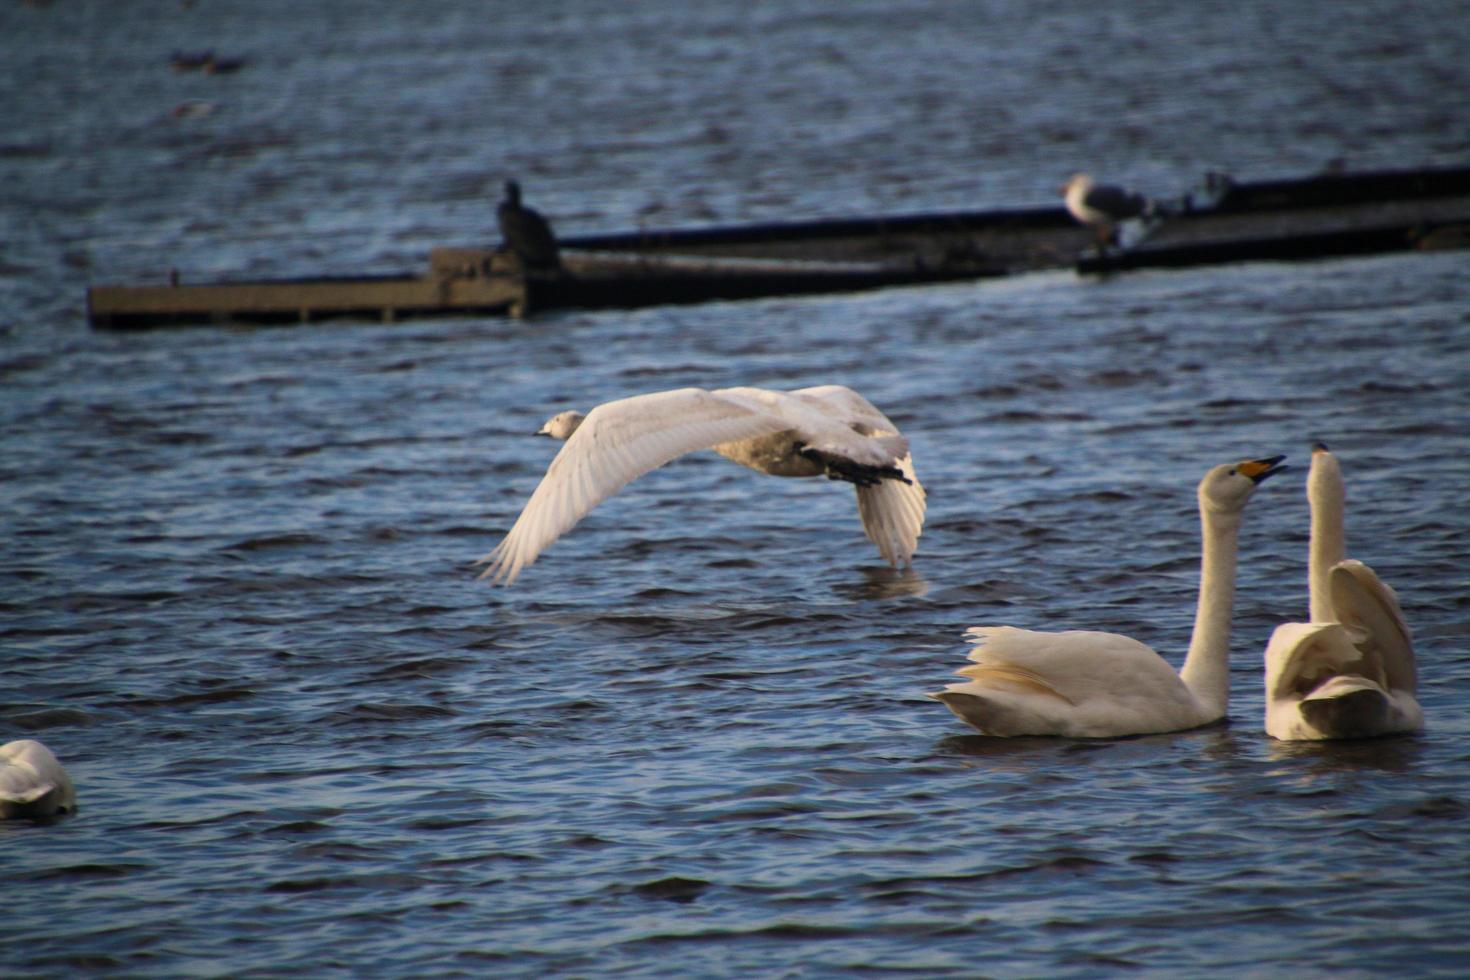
478, 388, 790, 585
1265, 621, 1382, 703
790, 385, 926, 565
1330, 559, 1417, 695
855, 453, 926, 567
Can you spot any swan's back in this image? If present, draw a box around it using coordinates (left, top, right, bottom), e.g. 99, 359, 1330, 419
931, 627, 1206, 738
1, 739, 77, 819
1263, 613, 1421, 740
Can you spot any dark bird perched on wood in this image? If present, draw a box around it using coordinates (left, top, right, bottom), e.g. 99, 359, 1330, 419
496, 180, 561, 271
1062, 172, 1154, 248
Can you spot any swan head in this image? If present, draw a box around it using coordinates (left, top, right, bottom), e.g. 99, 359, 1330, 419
1307, 440, 1344, 509
536, 410, 585, 441
1198, 455, 1287, 514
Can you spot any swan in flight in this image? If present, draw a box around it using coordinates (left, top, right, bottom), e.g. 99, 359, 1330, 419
1, 739, 76, 819
1263, 444, 1423, 740
479, 385, 927, 585
931, 455, 1286, 738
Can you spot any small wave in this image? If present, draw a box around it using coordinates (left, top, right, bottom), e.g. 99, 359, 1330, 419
326, 702, 460, 725
628, 876, 710, 901
218, 532, 330, 552
2, 707, 97, 729
22, 863, 149, 883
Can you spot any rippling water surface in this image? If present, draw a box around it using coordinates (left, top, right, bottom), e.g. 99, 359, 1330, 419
4, 1, 1470, 976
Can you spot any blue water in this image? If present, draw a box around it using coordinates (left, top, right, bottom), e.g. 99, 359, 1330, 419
4, 1, 1470, 976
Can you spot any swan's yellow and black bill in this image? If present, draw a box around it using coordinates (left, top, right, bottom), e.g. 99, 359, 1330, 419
1239, 455, 1288, 483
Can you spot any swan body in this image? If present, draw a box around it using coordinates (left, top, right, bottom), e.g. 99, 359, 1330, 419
479, 385, 926, 585
1264, 445, 1422, 740
1, 739, 76, 819
931, 456, 1285, 738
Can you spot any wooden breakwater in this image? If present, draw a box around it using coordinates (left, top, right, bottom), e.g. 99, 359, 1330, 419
87, 165, 1470, 329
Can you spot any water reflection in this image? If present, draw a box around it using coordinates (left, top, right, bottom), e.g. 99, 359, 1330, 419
1264, 734, 1426, 775
833, 565, 930, 601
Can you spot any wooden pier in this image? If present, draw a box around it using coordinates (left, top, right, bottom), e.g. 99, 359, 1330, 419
87, 165, 1470, 330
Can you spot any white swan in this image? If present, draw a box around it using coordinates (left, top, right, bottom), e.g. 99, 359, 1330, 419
1, 739, 76, 819
1263, 444, 1423, 740
479, 385, 927, 585
930, 455, 1285, 738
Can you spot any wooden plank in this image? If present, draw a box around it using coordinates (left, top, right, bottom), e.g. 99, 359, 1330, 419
88, 275, 524, 329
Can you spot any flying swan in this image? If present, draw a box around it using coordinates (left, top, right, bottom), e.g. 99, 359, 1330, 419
1263, 444, 1423, 740
478, 385, 927, 585
930, 455, 1285, 738
1, 739, 77, 820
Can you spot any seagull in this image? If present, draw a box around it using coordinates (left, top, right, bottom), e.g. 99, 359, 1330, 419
1061, 172, 1153, 248
496, 180, 561, 271
479, 385, 927, 585
1, 739, 77, 820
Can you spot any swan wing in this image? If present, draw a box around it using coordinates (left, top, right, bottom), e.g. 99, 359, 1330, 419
785, 386, 926, 564
790, 385, 900, 433
782, 385, 910, 466
854, 453, 926, 567
1330, 560, 1417, 694
1262, 620, 1421, 738
1264, 622, 1378, 701
479, 388, 792, 584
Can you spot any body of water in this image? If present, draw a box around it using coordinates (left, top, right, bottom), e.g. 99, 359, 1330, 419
3, 1, 1469, 975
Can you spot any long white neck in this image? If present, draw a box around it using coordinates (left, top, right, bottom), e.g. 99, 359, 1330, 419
1307, 453, 1346, 622
1178, 505, 1242, 718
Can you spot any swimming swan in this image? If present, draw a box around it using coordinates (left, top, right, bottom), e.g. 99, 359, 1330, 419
1, 739, 77, 819
1263, 444, 1422, 740
931, 455, 1285, 738
479, 385, 926, 585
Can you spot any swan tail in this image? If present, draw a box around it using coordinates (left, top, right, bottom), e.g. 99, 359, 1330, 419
930, 648, 1080, 737
1298, 679, 1394, 738
929, 690, 1052, 738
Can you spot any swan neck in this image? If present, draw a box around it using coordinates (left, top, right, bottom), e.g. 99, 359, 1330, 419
1308, 465, 1345, 622
1179, 507, 1241, 718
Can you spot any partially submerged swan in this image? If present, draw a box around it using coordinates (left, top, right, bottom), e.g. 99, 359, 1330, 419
931, 455, 1285, 738
479, 385, 926, 585
1, 739, 76, 819
1264, 444, 1423, 740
